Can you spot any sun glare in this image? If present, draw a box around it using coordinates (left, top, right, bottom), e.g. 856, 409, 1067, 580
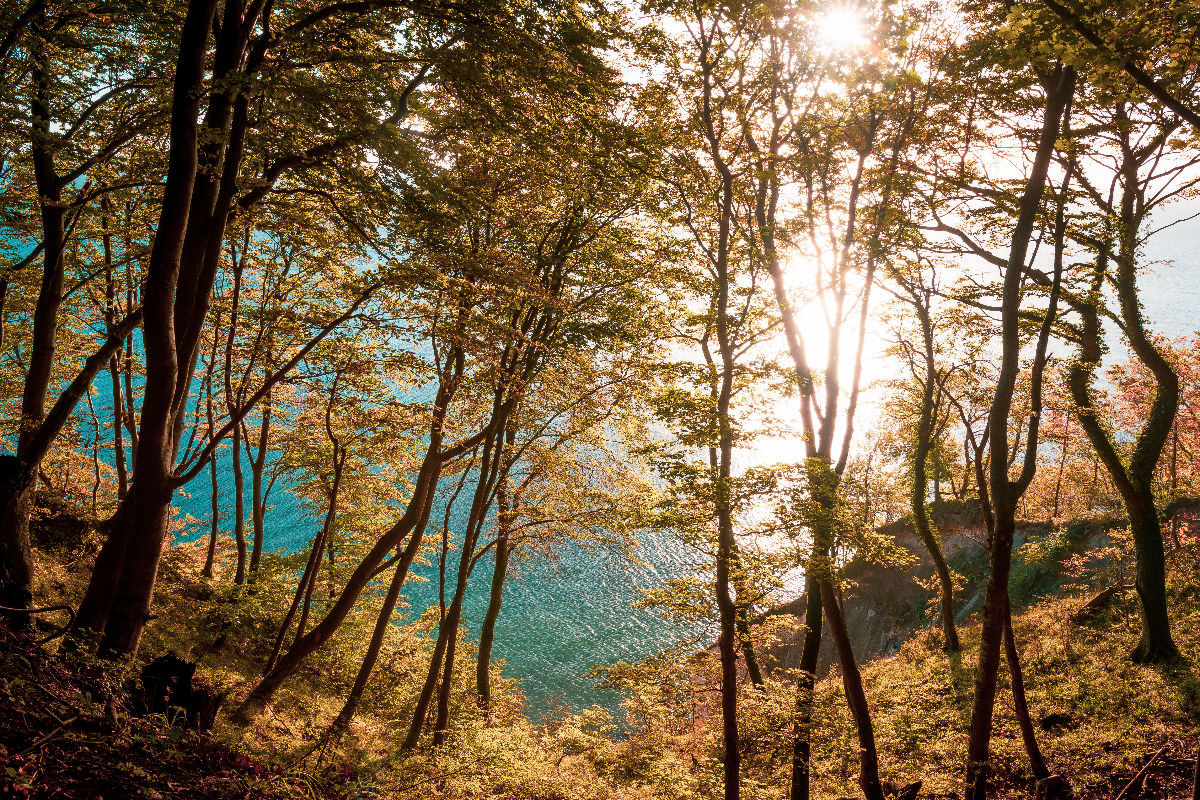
816, 6, 868, 53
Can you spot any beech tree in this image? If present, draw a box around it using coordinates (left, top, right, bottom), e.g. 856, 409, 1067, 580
1060, 89, 1200, 662
0, 0, 163, 615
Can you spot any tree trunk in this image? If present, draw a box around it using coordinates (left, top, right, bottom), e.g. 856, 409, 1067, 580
964, 63, 1074, 800
201, 313, 223, 578
0, 473, 35, 619
910, 296, 960, 651
476, 469, 512, 712
1128, 489, 1176, 662
715, 491, 741, 800
789, 570, 823, 800
247, 398, 271, 579
1004, 603, 1049, 780
418, 419, 510, 749
0, 43, 64, 616
731, 543, 764, 687
230, 421, 247, 585
204, 449, 220, 578
333, 500, 433, 729
405, 586, 464, 749
965, 511, 1016, 800
820, 581, 884, 800
108, 355, 130, 500
73, 0, 222, 652
93, 475, 177, 656
240, 409, 452, 716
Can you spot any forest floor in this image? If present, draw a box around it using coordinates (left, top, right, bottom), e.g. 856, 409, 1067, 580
0, 623, 353, 800
1, 523, 1199, 799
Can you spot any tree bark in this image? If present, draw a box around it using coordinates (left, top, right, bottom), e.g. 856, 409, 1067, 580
1004, 602, 1049, 780
476, 454, 513, 712
820, 581, 884, 800
964, 63, 1074, 800
0, 38, 65, 616
789, 574, 822, 800
73, 0, 223, 651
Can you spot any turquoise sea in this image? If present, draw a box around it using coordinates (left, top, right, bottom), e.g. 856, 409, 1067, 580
169, 425, 701, 718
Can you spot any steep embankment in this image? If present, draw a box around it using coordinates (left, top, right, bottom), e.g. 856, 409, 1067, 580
798, 536, 1200, 799
761, 502, 1129, 676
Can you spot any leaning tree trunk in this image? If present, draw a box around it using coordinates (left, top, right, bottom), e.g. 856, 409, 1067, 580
333, 499, 434, 730
238, 417, 452, 718
476, 470, 513, 712
964, 63, 1074, 800
820, 580, 884, 800
419, 418, 509, 749
1004, 602, 1049, 780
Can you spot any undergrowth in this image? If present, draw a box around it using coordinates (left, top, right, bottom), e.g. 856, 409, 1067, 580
4, 502, 1199, 799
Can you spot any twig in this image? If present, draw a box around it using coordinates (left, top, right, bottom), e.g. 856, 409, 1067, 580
0, 602, 76, 644
15, 714, 80, 757
28, 678, 78, 711
1113, 743, 1170, 800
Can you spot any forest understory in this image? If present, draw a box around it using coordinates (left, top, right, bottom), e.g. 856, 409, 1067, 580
2, 499, 1198, 800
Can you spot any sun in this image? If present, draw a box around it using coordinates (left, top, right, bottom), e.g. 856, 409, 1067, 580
815, 6, 868, 53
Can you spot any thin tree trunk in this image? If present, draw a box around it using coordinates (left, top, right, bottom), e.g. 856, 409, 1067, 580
909, 294, 961, 651
477, 458, 513, 712
247, 395, 271, 579
820, 581, 884, 800
789, 574, 823, 800
964, 63, 1074, 800
230, 421, 247, 585
204, 448, 220, 577
1050, 416, 1068, 522
201, 312, 223, 578
333, 498, 435, 730
264, 450, 343, 673
108, 356, 129, 500
240, 362, 463, 715
1004, 602, 1049, 780
426, 420, 510, 747
101, 203, 129, 501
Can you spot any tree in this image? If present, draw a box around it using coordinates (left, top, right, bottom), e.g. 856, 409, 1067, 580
881, 264, 963, 651
1060, 89, 1200, 662
70, 0, 467, 655
0, 0, 162, 615
958, 53, 1075, 800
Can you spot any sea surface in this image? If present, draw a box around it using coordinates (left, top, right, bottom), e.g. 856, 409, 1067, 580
170, 414, 703, 719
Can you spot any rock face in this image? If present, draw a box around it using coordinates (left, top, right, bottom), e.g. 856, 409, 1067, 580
757, 501, 1121, 677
